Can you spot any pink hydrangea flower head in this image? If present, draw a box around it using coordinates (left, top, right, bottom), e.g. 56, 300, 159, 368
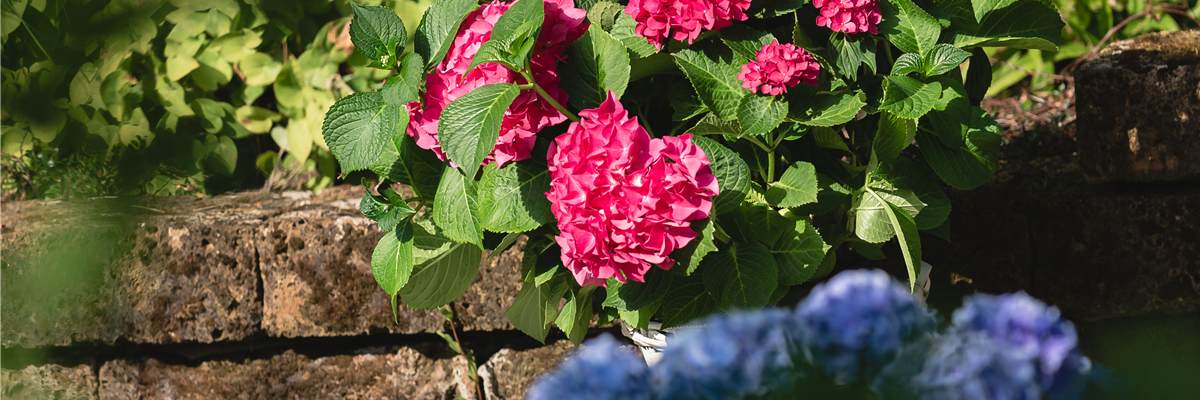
625, 0, 753, 50
738, 40, 821, 96
813, 0, 883, 35
407, 0, 588, 168
546, 91, 719, 287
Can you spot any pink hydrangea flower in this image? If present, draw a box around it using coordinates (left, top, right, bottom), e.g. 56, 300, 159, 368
625, 0, 753, 50
813, 0, 883, 35
407, 0, 587, 168
546, 92, 719, 287
738, 40, 821, 96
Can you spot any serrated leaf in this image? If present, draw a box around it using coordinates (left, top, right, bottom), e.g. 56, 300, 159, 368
952, 0, 1064, 51
721, 23, 775, 61
384, 53, 425, 107
915, 107, 1000, 189
670, 80, 709, 121
928, 77, 970, 148
660, 274, 716, 328
611, 13, 658, 58
505, 270, 569, 343
618, 300, 661, 330
467, 0, 544, 74
879, 76, 941, 119
891, 53, 923, 76
560, 24, 631, 110
738, 95, 787, 137
719, 204, 793, 245
923, 44, 971, 77
586, 1, 624, 31
433, 168, 483, 247
772, 220, 829, 287
478, 161, 552, 232
670, 218, 718, 275
871, 111, 915, 167
322, 91, 396, 172
555, 286, 596, 345
350, 3, 406, 69
415, 0, 478, 69
787, 92, 866, 127
372, 221, 415, 321
934, 0, 979, 32
766, 161, 818, 207
789, 172, 852, 216
877, 157, 951, 230
601, 268, 673, 311
690, 135, 749, 215
438, 83, 521, 178
688, 113, 740, 138
879, 0, 941, 56
674, 45, 746, 121
830, 35, 878, 78
702, 242, 778, 310
854, 185, 925, 243
370, 134, 446, 199
398, 221, 486, 310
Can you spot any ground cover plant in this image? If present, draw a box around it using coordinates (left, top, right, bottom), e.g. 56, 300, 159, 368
326, 0, 1067, 344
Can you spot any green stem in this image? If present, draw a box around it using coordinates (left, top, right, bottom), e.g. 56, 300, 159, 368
519, 70, 579, 123
743, 136, 772, 153
767, 150, 776, 183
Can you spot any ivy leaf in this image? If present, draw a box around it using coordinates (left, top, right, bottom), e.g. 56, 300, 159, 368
854, 184, 925, 243
415, 0, 478, 69
433, 168, 484, 248
398, 220, 486, 310
702, 242, 779, 310
772, 220, 830, 287
555, 286, 596, 345
720, 23, 775, 61
738, 95, 787, 137
952, 0, 1064, 51
660, 274, 717, 328
879, 76, 941, 119
691, 135, 750, 215
560, 24, 631, 110
879, 0, 940, 56
370, 134, 446, 199
322, 92, 397, 172
467, 0, 544, 73
830, 34, 878, 78
766, 161, 818, 208
891, 53, 923, 76
674, 44, 747, 121
787, 92, 866, 127
610, 13, 658, 59
478, 161, 552, 233
670, 80, 709, 121
871, 111, 915, 167
349, 3, 406, 69
670, 217, 718, 275
915, 107, 1001, 190
877, 157, 951, 230
601, 268, 673, 311
372, 221, 415, 322
438, 83, 521, 178
923, 44, 972, 77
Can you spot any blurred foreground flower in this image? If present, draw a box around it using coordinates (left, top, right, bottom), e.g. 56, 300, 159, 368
527, 334, 651, 400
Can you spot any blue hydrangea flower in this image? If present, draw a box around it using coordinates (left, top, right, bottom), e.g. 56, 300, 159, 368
911, 330, 1042, 400
650, 309, 802, 399
953, 292, 1092, 399
526, 334, 651, 400
795, 269, 937, 383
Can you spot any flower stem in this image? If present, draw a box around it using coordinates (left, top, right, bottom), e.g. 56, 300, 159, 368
767, 150, 776, 183
519, 70, 580, 123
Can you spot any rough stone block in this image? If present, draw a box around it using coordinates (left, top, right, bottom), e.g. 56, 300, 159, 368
1075, 30, 1200, 183
480, 340, 575, 400
98, 348, 475, 400
1, 364, 97, 400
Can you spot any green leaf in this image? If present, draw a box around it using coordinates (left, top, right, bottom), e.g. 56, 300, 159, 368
789, 172, 852, 216
555, 286, 596, 345
928, 77, 970, 148
738, 95, 787, 137
766, 161, 818, 208
702, 242, 778, 310
610, 13, 658, 58
670, 80, 709, 121
322, 91, 397, 172
478, 161, 553, 233
372, 221, 415, 321
601, 267, 673, 311
674, 45, 746, 121
690, 135, 749, 215
360, 190, 413, 232
879, 76, 941, 119
560, 24, 631, 110
877, 157, 951, 230
415, 0, 478, 69
915, 108, 1001, 190
370, 134, 446, 199
384, 53, 425, 107
934, 0, 979, 32
923, 44, 971, 77
879, 0, 941, 56
830, 35, 878, 78
879, 195, 922, 291
849, 240, 889, 260
952, 0, 1064, 51
787, 92, 866, 127
891, 53, 923, 76
398, 221, 486, 310
670, 217, 718, 275
854, 184, 925, 243
618, 300, 660, 330
720, 23, 775, 61
688, 113, 740, 138
660, 274, 716, 328
205, 135, 238, 176
237, 53, 282, 86
871, 111, 915, 166
349, 3, 406, 69
438, 83, 521, 178
433, 168, 484, 248
719, 204, 793, 245
772, 220, 830, 287
750, 0, 809, 18
505, 267, 569, 343
467, 0, 544, 73
964, 48, 991, 106
586, 1, 624, 31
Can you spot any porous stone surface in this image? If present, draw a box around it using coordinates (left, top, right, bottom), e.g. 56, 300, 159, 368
1075, 30, 1200, 183
1, 364, 97, 400
98, 348, 475, 400
480, 340, 575, 400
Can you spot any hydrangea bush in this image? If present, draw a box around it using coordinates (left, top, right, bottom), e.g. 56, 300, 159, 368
322, 0, 1065, 342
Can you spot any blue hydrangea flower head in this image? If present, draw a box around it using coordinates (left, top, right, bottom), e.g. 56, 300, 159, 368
795, 269, 937, 383
953, 292, 1092, 398
526, 334, 651, 400
912, 330, 1042, 400
650, 308, 802, 399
